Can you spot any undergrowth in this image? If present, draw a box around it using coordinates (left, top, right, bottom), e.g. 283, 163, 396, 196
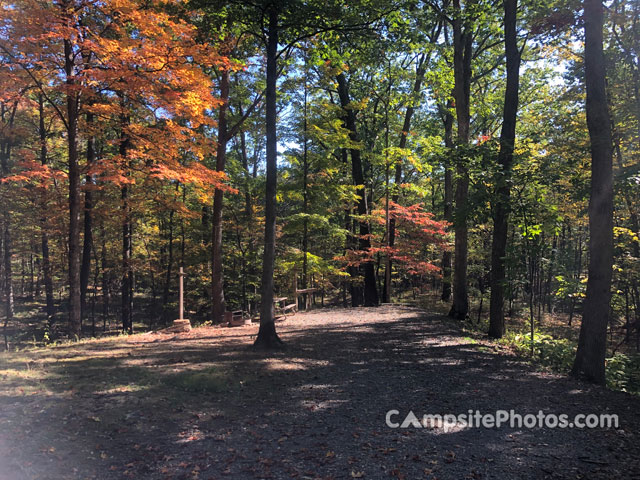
463, 319, 640, 395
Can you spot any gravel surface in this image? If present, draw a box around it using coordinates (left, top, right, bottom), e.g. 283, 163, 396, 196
1, 305, 639, 479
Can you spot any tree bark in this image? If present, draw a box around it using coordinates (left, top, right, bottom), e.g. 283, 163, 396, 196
448, 0, 473, 320
488, 0, 521, 338
571, 0, 614, 384
255, 5, 283, 349
80, 111, 95, 322
64, 36, 82, 337
162, 206, 174, 317
100, 223, 109, 330
119, 109, 132, 334
441, 102, 454, 301
2, 219, 12, 350
1, 101, 17, 337
211, 68, 230, 324
237, 125, 253, 312
38, 95, 55, 319
302, 49, 310, 306
336, 72, 379, 307
1, 137, 14, 350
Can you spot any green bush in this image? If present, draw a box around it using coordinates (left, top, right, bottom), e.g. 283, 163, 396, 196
499, 330, 640, 395
606, 353, 640, 394
503, 330, 575, 373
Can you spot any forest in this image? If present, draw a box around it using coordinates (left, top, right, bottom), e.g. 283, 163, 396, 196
1, 0, 639, 377
1, 0, 640, 478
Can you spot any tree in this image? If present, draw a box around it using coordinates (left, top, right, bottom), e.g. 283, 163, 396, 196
205, 38, 261, 325
36, 94, 55, 320
255, 3, 283, 348
571, 0, 614, 384
245, 0, 386, 346
343, 201, 448, 281
0, 91, 19, 347
440, 100, 455, 301
0, 0, 633, 374
447, 0, 474, 320
382, 9, 443, 303
0, 0, 99, 335
488, 0, 522, 338
1, 0, 226, 336
63, 2, 83, 337
336, 71, 379, 307
211, 67, 231, 325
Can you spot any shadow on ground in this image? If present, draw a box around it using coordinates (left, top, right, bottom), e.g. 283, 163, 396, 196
1, 305, 638, 479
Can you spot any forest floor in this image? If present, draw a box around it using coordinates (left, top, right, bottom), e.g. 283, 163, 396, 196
1, 305, 639, 480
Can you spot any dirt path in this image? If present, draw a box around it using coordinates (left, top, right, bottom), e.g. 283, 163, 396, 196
1, 305, 639, 479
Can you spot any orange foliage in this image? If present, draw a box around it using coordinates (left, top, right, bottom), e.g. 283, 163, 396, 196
337, 202, 449, 277
0, 0, 232, 197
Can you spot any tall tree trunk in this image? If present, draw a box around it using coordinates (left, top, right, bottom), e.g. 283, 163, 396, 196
384, 54, 427, 303
65, 36, 82, 336
1, 102, 17, 339
383, 76, 391, 304
162, 207, 175, 317
80, 111, 95, 321
211, 68, 230, 324
2, 219, 12, 349
20, 256, 25, 297
255, 5, 283, 348
302, 49, 310, 306
349, 211, 363, 306
335, 148, 356, 305
38, 95, 55, 319
237, 126, 253, 312
238, 127, 253, 223
336, 72, 379, 307
28, 253, 34, 299
100, 223, 109, 330
448, 0, 472, 320
121, 189, 132, 333
91, 245, 98, 336
1, 140, 14, 349
545, 235, 557, 313
120, 110, 132, 334
441, 102, 454, 301
488, 0, 522, 338
572, 0, 614, 384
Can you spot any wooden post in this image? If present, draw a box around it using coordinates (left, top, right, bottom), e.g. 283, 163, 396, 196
170, 267, 191, 332
293, 269, 298, 309
179, 267, 184, 321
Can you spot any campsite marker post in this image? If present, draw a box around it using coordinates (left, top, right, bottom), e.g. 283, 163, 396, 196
179, 267, 184, 321
171, 267, 191, 332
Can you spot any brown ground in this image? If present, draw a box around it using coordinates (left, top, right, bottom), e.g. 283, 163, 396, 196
1, 305, 639, 480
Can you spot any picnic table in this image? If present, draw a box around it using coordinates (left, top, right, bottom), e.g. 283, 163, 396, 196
274, 296, 297, 319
